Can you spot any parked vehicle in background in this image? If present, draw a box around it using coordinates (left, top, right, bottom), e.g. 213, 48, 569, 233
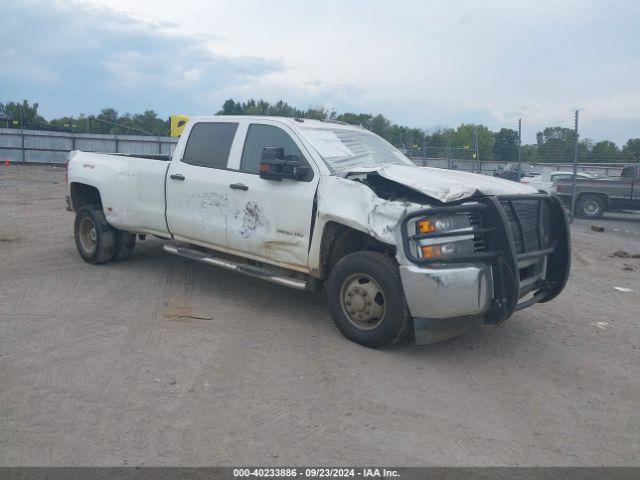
522, 171, 596, 194
494, 163, 540, 182
66, 116, 570, 348
553, 165, 640, 218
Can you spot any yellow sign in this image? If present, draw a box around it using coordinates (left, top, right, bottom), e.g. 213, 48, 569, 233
170, 114, 190, 137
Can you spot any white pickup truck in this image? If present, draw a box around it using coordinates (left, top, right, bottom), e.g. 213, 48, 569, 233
66, 116, 570, 347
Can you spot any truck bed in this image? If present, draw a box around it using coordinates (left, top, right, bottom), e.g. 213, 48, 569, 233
68, 150, 172, 236
103, 153, 172, 161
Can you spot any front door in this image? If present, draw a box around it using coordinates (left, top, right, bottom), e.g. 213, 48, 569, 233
226, 121, 319, 268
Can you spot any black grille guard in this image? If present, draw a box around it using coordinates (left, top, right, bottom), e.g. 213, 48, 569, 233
400, 194, 571, 325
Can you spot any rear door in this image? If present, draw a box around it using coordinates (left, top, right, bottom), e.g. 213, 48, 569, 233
225, 120, 320, 269
165, 120, 241, 249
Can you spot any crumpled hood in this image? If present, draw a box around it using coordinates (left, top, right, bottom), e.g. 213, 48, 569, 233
347, 164, 539, 203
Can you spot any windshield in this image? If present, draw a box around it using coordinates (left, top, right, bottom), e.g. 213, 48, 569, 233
298, 127, 414, 172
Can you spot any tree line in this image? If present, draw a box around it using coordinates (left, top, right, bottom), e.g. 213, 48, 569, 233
2, 99, 639, 163
0, 101, 168, 137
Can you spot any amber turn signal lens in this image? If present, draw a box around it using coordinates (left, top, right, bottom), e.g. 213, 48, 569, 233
420, 245, 441, 258
417, 220, 435, 233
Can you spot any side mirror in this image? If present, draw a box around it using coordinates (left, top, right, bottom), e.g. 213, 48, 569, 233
259, 146, 310, 181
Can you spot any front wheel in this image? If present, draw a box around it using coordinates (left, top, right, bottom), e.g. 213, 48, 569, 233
74, 205, 117, 264
326, 251, 411, 348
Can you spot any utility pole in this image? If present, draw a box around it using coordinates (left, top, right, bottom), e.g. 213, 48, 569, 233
20, 104, 25, 163
447, 129, 452, 169
474, 125, 480, 173
517, 118, 522, 180
422, 131, 427, 167
569, 110, 579, 223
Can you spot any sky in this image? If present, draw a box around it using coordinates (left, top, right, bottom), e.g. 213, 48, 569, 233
1, 0, 639, 144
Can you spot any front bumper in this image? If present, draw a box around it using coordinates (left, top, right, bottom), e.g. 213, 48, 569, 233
399, 195, 571, 344
399, 263, 493, 319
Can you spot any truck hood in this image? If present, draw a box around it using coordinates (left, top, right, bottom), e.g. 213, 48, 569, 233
346, 164, 539, 203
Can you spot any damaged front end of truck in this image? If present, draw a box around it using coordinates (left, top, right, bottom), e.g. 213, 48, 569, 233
315, 164, 571, 345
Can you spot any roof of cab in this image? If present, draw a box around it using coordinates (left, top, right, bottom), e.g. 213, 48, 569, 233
188, 115, 367, 131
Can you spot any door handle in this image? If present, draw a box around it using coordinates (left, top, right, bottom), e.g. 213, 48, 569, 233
229, 183, 249, 191
170, 174, 185, 181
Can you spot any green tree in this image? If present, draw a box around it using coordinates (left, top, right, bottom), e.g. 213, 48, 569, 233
334, 112, 373, 129
536, 127, 576, 162
590, 140, 621, 163
451, 124, 495, 161
493, 128, 519, 161
130, 110, 169, 135
217, 98, 327, 120
521, 144, 540, 163
577, 138, 594, 163
0, 100, 46, 127
97, 108, 118, 124
48, 116, 76, 132
90, 108, 119, 133
268, 100, 295, 117
368, 114, 392, 139
219, 99, 244, 115
424, 128, 450, 150
303, 106, 331, 120
622, 138, 640, 162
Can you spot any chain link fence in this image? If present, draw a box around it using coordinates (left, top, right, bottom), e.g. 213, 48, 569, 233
2, 111, 638, 224
406, 111, 640, 223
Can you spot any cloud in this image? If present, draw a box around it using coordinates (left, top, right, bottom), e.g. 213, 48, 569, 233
2, 0, 640, 144
0, 0, 283, 117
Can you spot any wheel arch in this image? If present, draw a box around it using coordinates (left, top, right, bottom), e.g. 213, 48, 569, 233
576, 191, 609, 208
318, 221, 396, 280
70, 183, 102, 211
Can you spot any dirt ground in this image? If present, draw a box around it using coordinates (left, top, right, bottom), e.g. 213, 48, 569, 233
1, 164, 639, 466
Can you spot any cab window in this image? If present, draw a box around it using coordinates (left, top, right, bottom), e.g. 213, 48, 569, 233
182, 122, 238, 169
240, 124, 312, 180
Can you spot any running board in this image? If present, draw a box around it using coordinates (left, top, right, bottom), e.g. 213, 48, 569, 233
163, 244, 307, 290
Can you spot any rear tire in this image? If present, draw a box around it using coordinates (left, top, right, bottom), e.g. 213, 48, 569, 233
576, 195, 605, 219
114, 231, 136, 261
74, 205, 117, 264
326, 251, 410, 348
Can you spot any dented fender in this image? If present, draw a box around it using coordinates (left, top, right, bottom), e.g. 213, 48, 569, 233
307, 175, 425, 274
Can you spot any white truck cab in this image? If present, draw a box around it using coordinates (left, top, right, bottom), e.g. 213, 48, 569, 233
67, 116, 571, 348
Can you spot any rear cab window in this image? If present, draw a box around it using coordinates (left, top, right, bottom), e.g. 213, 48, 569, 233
552, 174, 572, 181
182, 122, 239, 169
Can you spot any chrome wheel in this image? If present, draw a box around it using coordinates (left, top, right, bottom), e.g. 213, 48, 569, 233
78, 217, 97, 254
340, 273, 386, 330
582, 200, 600, 216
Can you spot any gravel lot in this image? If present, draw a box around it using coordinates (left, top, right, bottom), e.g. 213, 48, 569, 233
1, 164, 639, 466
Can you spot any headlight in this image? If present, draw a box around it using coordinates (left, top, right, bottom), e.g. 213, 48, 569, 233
417, 217, 457, 233
413, 214, 475, 259
419, 239, 475, 259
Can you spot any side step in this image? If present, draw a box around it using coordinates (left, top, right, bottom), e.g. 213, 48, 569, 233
163, 244, 307, 290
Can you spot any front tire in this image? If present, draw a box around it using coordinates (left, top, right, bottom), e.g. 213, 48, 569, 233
74, 205, 117, 264
326, 251, 410, 348
576, 195, 605, 219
